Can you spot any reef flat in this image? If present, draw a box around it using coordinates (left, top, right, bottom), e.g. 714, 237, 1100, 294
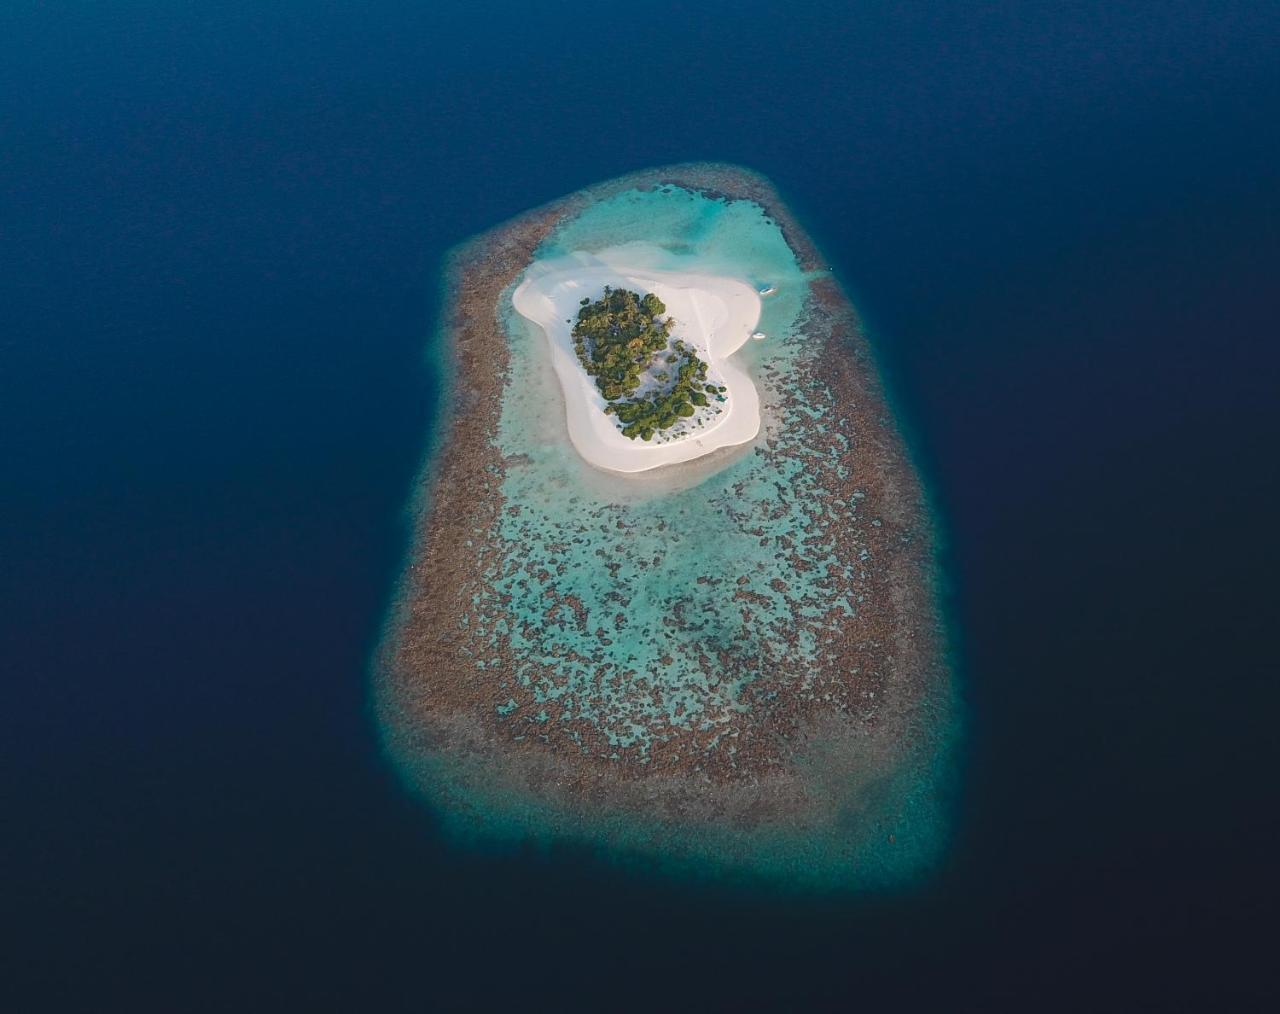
377, 164, 957, 888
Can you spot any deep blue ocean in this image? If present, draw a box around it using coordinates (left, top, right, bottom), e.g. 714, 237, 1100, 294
4, 2, 1278, 1009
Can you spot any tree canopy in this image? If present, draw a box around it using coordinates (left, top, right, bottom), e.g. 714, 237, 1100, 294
570, 288, 724, 442
571, 287, 671, 402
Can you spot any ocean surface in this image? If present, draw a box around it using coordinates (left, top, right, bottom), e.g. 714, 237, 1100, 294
4, 2, 1278, 1009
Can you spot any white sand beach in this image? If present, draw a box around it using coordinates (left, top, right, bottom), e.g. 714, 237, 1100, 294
512, 248, 762, 473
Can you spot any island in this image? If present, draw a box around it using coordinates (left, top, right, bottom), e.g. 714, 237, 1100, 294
375, 164, 957, 889
512, 256, 762, 471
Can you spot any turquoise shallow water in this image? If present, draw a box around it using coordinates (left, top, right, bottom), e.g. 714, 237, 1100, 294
398, 182, 959, 888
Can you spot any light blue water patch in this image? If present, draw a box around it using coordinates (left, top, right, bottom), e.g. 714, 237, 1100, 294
545, 186, 797, 282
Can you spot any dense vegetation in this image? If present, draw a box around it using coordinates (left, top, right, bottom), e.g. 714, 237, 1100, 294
571, 287, 726, 442
571, 287, 670, 401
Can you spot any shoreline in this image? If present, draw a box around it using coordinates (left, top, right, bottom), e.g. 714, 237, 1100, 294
374, 163, 956, 885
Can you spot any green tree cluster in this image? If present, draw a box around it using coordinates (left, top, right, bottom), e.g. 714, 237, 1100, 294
573, 288, 724, 442
571, 287, 672, 402
612, 344, 715, 440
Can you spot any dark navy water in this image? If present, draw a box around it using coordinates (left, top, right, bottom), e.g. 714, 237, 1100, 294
4, 2, 1278, 1009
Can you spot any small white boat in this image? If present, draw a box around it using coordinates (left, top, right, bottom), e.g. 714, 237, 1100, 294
758, 285, 777, 296
751, 331, 766, 341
